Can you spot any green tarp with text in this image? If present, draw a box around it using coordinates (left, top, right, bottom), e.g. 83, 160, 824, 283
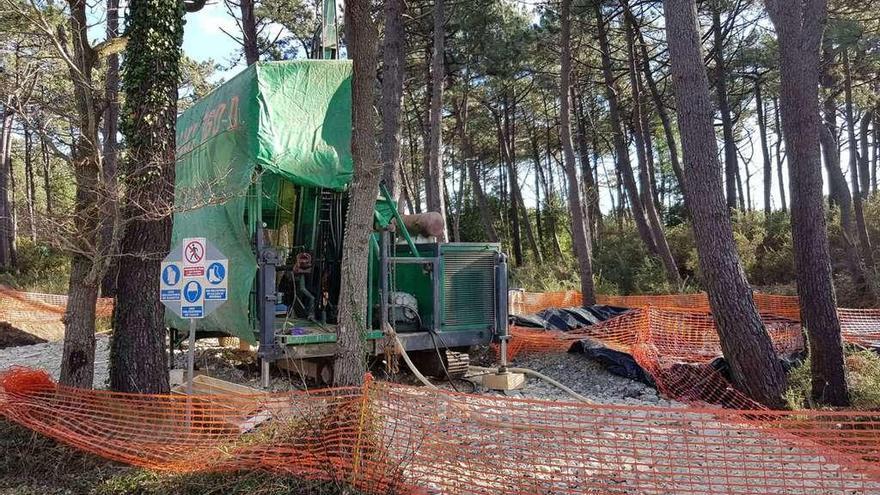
168, 61, 353, 342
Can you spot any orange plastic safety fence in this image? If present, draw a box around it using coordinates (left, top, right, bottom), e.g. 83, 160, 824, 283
2, 367, 880, 494
509, 291, 875, 351
507, 307, 805, 410
0, 287, 113, 343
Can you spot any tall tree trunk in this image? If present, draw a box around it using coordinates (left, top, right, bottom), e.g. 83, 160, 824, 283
110, 0, 184, 393
820, 48, 869, 294
379, 0, 405, 202
711, 3, 739, 210
766, 0, 849, 407
238, 0, 259, 65
497, 104, 540, 264
861, 109, 876, 199
665, 0, 786, 408
23, 126, 36, 241
561, 0, 596, 304
630, 16, 686, 200
334, 0, 380, 386
595, 1, 657, 256
425, 0, 448, 240
843, 50, 877, 295
574, 87, 601, 235
59, 0, 102, 389
100, 0, 121, 297
871, 110, 880, 194
0, 106, 12, 269
533, 136, 544, 250
498, 101, 523, 265
539, 95, 564, 256
773, 97, 787, 211
755, 78, 773, 217
40, 134, 52, 216
626, 17, 680, 286
455, 92, 498, 242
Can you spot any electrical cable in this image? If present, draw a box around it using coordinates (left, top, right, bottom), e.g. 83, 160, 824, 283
391, 334, 594, 404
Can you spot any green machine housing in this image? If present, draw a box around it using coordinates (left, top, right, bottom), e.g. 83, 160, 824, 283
171, 60, 509, 382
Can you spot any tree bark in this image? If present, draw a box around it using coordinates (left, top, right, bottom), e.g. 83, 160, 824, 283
626, 16, 680, 286
755, 77, 773, 217
40, 134, 52, 216
333, 0, 380, 386
665, 0, 786, 408
425, 0, 448, 240
574, 87, 601, 236
239, 0, 259, 65
59, 0, 103, 389
455, 91, 498, 242
766, 0, 849, 407
562, 0, 596, 305
861, 109, 876, 200
843, 50, 877, 296
0, 106, 13, 269
711, 3, 739, 210
595, 1, 657, 256
871, 111, 880, 194
498, 104, 541, 264
379, 0, 405, 203
23, 126, 36, 241
820, 49, 869, 294
110, 0, 184, 393
100, 0, 121, 297
623, 7, 687, 203
772, 97, 787, 211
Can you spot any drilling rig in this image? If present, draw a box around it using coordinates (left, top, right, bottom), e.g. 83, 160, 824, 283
168, 3, 508, 386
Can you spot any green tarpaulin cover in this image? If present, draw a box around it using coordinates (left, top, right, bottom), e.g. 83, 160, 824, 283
168, 61, 353, 341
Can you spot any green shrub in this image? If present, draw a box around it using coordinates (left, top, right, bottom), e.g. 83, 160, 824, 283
0, 239, 71, 294
784, 347, 880, 410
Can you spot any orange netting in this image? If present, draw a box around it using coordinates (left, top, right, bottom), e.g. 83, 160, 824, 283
506, 291, 880, 408
0, 286, 113, 343
509, 290, 802, 321
1, 367, 880, 494
2, 290, 880, 493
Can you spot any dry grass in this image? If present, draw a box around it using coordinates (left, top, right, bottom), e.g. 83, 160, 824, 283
0, 419, 366, 495
784, 346, 880, 410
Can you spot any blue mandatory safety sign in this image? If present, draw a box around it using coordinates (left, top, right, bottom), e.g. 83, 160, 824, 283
181, 306, 204, 318
206, 262, 226, 285
184, 280, 203, 303
205, 288, 227, 300
162, 264, 181, 286
160, 289, 181, 301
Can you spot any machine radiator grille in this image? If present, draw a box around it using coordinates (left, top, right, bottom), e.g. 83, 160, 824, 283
442, 250, 496, 328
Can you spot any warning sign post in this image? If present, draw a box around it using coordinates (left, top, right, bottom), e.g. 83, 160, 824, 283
160, 237, 229, 393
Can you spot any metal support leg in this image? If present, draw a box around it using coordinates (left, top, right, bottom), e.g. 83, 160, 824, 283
261, 359, 270, 389
380, 230, 390, 331
186, 320, 196, 394
495, 254, 510, 371
256, 227, 282, 389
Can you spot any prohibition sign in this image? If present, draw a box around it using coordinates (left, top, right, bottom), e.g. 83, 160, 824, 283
184, 240, 205, 264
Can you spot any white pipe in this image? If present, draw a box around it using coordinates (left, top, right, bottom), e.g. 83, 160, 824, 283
392, 335, 594, 404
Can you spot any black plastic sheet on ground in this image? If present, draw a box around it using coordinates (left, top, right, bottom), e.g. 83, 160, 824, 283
510, 305, 655, 383
511, 306, 629, 331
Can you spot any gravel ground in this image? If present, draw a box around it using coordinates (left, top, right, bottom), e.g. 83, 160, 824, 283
488, 351, 680, 407
0, 336, 675, 408
0, 334, 112, 388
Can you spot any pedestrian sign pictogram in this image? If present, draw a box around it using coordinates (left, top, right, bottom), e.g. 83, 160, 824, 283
184, 239, 205, 264
160, 237, 228, 320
